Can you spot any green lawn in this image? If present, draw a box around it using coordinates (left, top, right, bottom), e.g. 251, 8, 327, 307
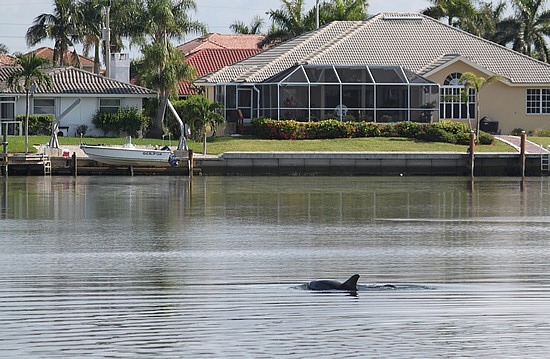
530, 136, 550, 149
3, 135, 516, 155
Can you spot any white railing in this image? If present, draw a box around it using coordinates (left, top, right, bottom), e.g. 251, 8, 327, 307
0, 121, 23, 136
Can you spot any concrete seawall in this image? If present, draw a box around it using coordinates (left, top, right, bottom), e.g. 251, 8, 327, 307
194, 152, 546, 176
3, 152, 546, 176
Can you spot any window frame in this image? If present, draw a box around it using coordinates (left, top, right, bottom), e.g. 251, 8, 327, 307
99, 98, 121, 113
526, 89, 550, 114
33, 98, 55, 115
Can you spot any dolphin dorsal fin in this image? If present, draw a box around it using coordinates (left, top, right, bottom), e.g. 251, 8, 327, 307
341, 274, 360, 291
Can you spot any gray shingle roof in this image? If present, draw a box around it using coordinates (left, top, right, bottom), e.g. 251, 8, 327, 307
197, 13, 550, 85
0, 66, 155, 96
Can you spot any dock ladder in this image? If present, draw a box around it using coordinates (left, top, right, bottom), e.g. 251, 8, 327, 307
541, 146, 550, 174
43, 155, 52, 175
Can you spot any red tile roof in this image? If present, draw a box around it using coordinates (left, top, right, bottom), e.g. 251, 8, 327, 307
27, 47, 95, 69
0, 54, 14, 66
179, 48, 263, 95
177, 33, 264, 55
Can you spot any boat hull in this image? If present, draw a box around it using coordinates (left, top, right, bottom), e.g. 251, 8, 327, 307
80, 145, 172, 167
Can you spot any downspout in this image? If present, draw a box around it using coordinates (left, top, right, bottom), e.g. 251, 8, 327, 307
253, 85, 260, 119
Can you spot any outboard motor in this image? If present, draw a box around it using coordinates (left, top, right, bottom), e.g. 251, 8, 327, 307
168, 154, 179, 167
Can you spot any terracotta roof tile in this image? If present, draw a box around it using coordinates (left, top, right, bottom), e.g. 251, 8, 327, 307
177, 33, 264, 55
179, 48, 263, 95
0, 54, 15, 66
197, 13, 550, 85
28, 47, 95, 68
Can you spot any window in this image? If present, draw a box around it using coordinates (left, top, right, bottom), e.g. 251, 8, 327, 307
34, 99, 55, 115
444, 72, 463, 86
1, 97, 15, 120
526, 89, 550, 114
100, 98, 121, 113
440, 73, 474, 120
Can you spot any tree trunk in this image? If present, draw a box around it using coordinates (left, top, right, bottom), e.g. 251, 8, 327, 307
202, 132, 207, 154
148, 93, 167, 138
25, 90, 29, 153
94, 39, 101, 75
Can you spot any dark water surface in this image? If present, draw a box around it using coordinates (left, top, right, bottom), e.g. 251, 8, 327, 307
1, 176, 549, 358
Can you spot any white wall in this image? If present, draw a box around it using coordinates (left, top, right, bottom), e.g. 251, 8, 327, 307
15, 95, 145, 137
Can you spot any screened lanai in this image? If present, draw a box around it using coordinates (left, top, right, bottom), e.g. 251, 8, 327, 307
214, 64, 440, 126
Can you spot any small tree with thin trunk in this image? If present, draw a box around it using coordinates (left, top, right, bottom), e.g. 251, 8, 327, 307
180, 94, 225, 154
7, 53, 53, 153
460, 72, 501, 138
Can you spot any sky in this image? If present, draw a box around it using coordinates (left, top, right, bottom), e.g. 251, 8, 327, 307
1, 0, 431, 58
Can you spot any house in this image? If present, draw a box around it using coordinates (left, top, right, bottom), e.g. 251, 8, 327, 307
28, 47, 96, 73
0, 66, 155, 137
0, 54, 14, 66
195, 13, 550, 134
177, 33, 265, 98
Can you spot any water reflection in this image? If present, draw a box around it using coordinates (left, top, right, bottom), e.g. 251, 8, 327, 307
1, 176, 550, 357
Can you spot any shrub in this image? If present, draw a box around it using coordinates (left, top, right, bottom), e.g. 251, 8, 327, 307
75, 124, 88, 137
511, 128, 524, 136
16, 114, 54, 135
92, 107, 147, 137
529, 129, 550, 137
353, 122, 380, 137
394, 121, 421, 138
477, 131, 494, 145
416, 125, 457, 143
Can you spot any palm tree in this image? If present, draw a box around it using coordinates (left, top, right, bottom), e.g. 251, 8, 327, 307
260, 0, 368, 47
230, 16, 265, 34
131, 0, 206, 138
459, 72, 500, 137
320, 0, 367, 23
260, 0, 314, 47
493, 0, 550, 62
180, 94, 225, 154
422, 0, 476, 28
76, 0, 103, 74
461, 1, 508, 39
7, 53, 53, 153
26, 0, 80, 66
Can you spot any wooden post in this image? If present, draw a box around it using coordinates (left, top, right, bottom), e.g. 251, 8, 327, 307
1, 129, 7, 177
188, 149, 194, 176
469, 131, 475, 178
520, 131, 526, 178
72, 152, 77, 177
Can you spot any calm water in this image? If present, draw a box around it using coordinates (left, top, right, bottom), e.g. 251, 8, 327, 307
1, 175, 550, 358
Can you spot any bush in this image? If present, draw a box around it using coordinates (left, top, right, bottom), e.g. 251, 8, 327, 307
250, 118, 489, 145
477, 131, 494, 145
394, 121, 421, 138
529, 129, 550, 137
75, 124, 88, 137
92, 107, 147, 137
511, 128, 524, 136
16, 114, 54, 135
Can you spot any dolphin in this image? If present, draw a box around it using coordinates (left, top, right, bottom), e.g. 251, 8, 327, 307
306, 274, 360, 292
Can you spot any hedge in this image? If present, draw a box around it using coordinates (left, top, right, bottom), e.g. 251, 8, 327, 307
15, 114, 54, 135
250, 118, 494, 145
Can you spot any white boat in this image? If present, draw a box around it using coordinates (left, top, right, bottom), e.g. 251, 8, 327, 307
81, 140, 176, 167
80, 100, 189, 168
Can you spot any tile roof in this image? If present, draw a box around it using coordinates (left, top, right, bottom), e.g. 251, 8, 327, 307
179, 48, 263, 95
28, 47, 95, 68
0, 54, 15, 66
0, 66, 155, 96
197, 13, 550, 85
177, 33, 265, 55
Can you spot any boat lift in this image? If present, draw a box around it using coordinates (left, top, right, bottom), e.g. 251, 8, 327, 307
48, 98, 81, 149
